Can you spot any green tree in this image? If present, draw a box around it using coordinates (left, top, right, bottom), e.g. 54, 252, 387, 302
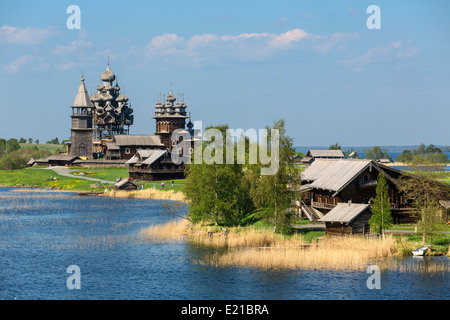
34, 139, 39, 144
329, 142, 341, 150
183, 124, 253, 226
369, 173, 393, 237
396, 150, 413, 163
28, 138, 33, 144
6, 138, 20, 153
0, 138, 6, 155
365, 146, 392, 162
46, 137, 60, 145
398, 165, 450, 245
247, 119, 299, 233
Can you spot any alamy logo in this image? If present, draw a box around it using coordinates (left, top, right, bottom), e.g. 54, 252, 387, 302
66, 5, 81, 30
366, 5, 381, 30
366, 265, 381, 289
170, 121, 280, 175
66, 265, 81, 290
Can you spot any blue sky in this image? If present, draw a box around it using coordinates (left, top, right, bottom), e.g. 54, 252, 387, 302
1, 0, 449, 146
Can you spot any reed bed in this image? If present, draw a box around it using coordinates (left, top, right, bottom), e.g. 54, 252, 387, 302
202, 236, 398, 271
140, 219, 410, 271
102, 188, 186, 202
140, 219, 191, 242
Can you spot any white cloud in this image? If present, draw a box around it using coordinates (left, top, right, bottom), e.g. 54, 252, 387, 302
142, 29, 345, 64
268, 29, 312, 48
0, 25, 58, 45
4, 55, 48, 73
339, 41, 421, 71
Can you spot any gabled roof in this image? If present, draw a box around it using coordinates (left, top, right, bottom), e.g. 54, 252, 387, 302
106, 142, 119, 150
306, 149, 345, 158
301, 159, 372, 193
47, 155, 80, 162
125, 149, 167, 165
319, 203, 370, 223
114, 135, 164, 147
115, 179, 137, 188
142, 150, 166, 166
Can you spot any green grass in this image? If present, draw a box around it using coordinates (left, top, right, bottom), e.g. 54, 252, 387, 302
19, 143, 65, 153
0, 168, 100, 191
69, 167, 129, 182
396, 233, 450, 256
0, 166, 187, 192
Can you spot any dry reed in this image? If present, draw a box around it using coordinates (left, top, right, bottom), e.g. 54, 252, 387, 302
203, 236, 398, 271
102, 189, 186, 202
140, 220, 408, 271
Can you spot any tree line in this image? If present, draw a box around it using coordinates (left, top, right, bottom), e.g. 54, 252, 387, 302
396, 143, 448, 164
0, 138, 55, 170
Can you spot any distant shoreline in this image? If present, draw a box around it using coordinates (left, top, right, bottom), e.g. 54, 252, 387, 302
384, 162, 450, 167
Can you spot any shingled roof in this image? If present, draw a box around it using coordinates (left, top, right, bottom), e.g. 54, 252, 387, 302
306, 149, 345, 158
114, 135, 164, 147
301, 159, 373, 193
319, 203, 370, 223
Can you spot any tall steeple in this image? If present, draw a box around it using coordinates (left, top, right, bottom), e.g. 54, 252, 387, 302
72, 73, 93, 108
69, 73, 94, 159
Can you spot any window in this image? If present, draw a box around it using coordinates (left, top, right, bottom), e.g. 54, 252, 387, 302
125, 148, 131, 154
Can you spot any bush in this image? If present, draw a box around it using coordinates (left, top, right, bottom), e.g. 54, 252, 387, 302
0, 147, 52, 170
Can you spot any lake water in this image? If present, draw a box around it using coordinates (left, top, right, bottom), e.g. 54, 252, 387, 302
0, 187, 448, 300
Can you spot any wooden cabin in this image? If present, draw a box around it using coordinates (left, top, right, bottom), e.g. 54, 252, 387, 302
299, 159, 415, 223
105, 135, 165, 160
34, 155, 80, 167
319, 203, 372, 235
114, 178, 138, 191
127, 149, 185, 181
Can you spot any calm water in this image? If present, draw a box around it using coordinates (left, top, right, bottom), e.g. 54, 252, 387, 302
0, 187, 448, 300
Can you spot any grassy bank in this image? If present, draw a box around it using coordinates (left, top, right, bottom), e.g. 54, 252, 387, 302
0, 167, 187, 202
0, 168, 99, 191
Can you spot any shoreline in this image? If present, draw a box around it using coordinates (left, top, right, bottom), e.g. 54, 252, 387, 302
1, 184, 186, 201
384, 162, 450, 167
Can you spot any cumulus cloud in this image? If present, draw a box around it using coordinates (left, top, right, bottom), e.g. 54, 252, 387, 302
142, 28, 350, 64
0, 25, 58, 45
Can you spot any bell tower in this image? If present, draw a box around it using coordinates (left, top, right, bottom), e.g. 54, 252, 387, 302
69, 74, 94, 159
153, 90, 189, 149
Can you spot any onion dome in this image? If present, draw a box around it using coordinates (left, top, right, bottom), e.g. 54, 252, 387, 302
91, 94, 102, 103
166, 92, 176, 103
187, 120, 194, 129
116, 93, 129, 102
100, 64, 116, 82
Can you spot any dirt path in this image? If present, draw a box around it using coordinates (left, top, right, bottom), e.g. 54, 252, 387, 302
46, 166, 115, 185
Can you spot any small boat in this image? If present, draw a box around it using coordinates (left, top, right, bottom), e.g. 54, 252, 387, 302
412, 246, 429, 256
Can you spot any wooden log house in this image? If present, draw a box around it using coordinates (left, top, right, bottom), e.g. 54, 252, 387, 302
298, 159, 415, 224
